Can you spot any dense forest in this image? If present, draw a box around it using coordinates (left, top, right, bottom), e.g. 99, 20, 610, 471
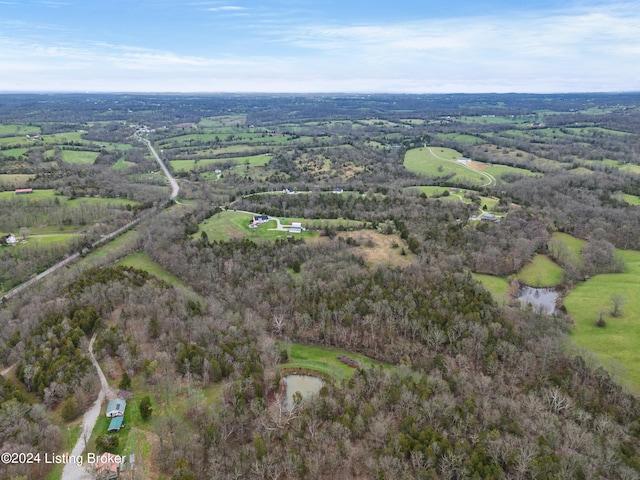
2, 93, 640, 479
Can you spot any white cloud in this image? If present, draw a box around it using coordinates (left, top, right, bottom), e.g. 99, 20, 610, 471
207, 5, 246, 12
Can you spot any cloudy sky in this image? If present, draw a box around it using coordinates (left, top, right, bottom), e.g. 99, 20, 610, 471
1, 0, 639, 93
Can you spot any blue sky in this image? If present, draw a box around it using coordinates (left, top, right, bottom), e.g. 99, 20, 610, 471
1, 0, 639, 93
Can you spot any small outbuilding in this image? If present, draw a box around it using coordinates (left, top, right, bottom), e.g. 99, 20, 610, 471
107, 416, 124, 433
5, 234, 17, 245
14, 188, 33, 195
289, 222, 303, 234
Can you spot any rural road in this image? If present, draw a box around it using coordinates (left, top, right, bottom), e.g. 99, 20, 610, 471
1, 131, 179, 304
139, 136, 180, 199
62, 333, 115, 480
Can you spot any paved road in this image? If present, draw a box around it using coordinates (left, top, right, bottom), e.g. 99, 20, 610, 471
139, 137, 180, 199
1, 133, 179, 305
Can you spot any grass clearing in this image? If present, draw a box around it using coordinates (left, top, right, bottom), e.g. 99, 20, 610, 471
282, 343, 386, 382
517, 254, 563, 287
336, 230, 413, 267
472, 273, 511, 305
112, 157, 133, 170
116, 251, 186, 288
565, 249, 640, 393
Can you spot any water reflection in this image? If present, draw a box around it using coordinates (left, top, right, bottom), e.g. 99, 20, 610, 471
517, 286, 558, 315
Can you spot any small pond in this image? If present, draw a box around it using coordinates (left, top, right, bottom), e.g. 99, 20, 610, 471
284, 374, 324, 409
517, 286, 558, 315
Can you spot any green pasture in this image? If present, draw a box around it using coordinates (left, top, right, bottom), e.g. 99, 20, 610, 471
197, 115, 246, 127
0, 189, 135, 207
170, 154, 271, 172
60, 150, 99, 165
549, 232, 585, 267
483, 164, 539, 181
26, 234, 83, 248
435, 133, 486, 144
566, 127, 631, 137
517, 254, 563, 287
616, 193, 640, 206
0, 174, 33, 187
196, 210, 316, 242
472, 273, 511, 305
112, 157, 133, 170
1, 148, 29, 158
407, 185, 499, 211
619, 164, 640, 175
116, 251, 186, 288
403, 147, 488, 186
565, 249, 640, 393
0, 189, 58, 200
42, 131, 86, 143
0, 124, 40, 135
282, 343, 385, 382
0, 136, 30, 146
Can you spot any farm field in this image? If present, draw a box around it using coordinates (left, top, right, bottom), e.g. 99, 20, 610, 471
170, 154, 271, 172
565, 249, 640, 393
1, 148, 29, 158
403, 147, 490, 186
60, 150, 99, 165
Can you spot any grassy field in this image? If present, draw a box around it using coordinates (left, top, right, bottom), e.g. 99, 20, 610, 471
472, 273, 511, 305
483, 164, 539, 181
197, 210, 316, 242
406, 186, 500, 211
1, 147, 29, 158
403, 147, 490, 186
517, 254, 564, 287
549, 232, 585, 267
116, 251, 187, 288
170, 154, 271, 172
0, 124, 40, 135
565, 249, 640, 393
0, 189, 59, 200
615, 193, 640, 206
282, 343, 385, 382
0, 173, 33, 188
112, 157, 133, 170
60, 150, 99, 165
